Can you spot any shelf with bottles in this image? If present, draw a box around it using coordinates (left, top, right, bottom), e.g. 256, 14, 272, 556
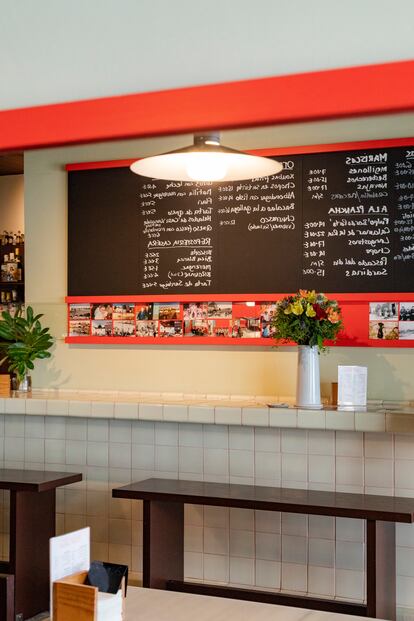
0, 302, 24, 316
1, 231, 24, 246
0, 231, 24, 303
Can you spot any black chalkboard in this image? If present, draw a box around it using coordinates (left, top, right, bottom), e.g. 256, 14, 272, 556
68, 146, 414, 295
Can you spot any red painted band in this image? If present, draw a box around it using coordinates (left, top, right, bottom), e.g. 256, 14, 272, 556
1, 60, 414, 153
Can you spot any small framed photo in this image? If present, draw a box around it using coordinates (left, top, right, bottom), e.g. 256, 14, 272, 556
69, 320, 90, 336
70, 304, 91, 320
210, 320, 231, 337
113, 320, 135, 336
369, 302, 398, 321
368, 321, 399, 340
260, 303, 277, 322
232, 318, 261, 338
136, 304, 153, 321
136, 320, 159, 337
261, 322, 276, 338
92, 304, 113, 320
207, 302, 232, 318
399, 321, 414, 340
183, 302, 207, 320
91, 320, 112, 336
154, 303, 180, 320
159, 320, 182, 337
183, 320, 211, 337
399, 303, 414, 322
113, 303, 135, 320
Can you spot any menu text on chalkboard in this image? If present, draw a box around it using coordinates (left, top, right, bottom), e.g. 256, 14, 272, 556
68, 145, 414, 295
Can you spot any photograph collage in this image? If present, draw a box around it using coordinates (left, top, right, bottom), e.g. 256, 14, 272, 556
369, 301, 414, 341
68, 301, 278, 340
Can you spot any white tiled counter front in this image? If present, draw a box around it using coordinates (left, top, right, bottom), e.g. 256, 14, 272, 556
1, 390, 414, 433
2, 396, 414, 612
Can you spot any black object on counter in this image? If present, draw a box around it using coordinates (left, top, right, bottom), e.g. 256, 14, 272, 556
86, 561, 128, 594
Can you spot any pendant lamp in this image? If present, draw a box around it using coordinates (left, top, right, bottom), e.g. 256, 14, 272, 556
130, 133, 283, 182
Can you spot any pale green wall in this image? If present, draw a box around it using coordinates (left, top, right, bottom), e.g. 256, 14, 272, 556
24, 115, 414, 399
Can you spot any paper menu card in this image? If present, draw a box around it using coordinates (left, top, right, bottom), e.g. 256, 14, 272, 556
50, 527, 90, 619
338, 365, 368, 408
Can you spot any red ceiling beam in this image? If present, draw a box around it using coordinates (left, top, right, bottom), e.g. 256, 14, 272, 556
0, 59, 414, 152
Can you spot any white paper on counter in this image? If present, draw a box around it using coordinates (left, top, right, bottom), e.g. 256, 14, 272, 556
338, 365, 368, 408
97, 589, 123, 621
49, 527, 90, 619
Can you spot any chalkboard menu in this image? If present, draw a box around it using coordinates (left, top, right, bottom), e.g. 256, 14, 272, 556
68, 145, 414, 295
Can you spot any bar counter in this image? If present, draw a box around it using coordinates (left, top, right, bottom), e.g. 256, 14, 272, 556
0, 389, 414, 433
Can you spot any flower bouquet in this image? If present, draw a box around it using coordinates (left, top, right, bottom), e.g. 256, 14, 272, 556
271, 291, 343, 408
271, 290, 343, 351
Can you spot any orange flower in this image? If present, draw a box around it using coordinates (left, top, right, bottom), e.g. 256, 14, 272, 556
327, 311, 340, 323
299, 289, 308, 298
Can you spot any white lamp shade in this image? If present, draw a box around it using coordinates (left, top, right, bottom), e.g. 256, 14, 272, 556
130, 140, 283, 182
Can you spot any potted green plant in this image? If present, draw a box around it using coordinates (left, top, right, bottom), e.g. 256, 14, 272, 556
271, 290, 343, 409
0, 306, 53, 391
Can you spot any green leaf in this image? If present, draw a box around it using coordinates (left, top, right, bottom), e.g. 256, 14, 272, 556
0, 305, 53, 377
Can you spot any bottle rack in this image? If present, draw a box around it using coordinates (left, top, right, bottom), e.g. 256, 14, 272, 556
0, 242, 24, 305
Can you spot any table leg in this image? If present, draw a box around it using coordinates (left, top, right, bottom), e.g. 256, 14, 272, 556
0, 574, 14, 621
142, 500, 184, 589
9, 488, 55, 620
366, 519, 396, 620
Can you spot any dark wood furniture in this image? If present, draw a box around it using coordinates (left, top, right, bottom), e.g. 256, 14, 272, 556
113, 477, 414, 621
0, 469, 82, 621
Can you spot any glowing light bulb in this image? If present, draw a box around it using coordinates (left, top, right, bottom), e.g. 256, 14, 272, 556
185, 153, 228, 181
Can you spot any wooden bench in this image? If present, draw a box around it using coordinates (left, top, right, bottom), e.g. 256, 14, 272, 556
0, 469, 82, 621
113, 477, 414, 621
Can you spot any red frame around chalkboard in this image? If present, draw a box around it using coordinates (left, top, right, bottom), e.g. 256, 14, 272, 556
65, 136, 414, 348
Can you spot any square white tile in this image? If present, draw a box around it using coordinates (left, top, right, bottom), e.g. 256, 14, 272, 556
281, 453, 307, 483
254, 428, 280, 453
230, 529, 255, 558
115, 403, 139, 420
256, 531, 281, 561
204, 448, 228, 477
155, 422, 179, 446
179, 446, 203, 474
109, 420, 132, 443
242, 408, 269, 427
229, 426, 254, 451
163, 405, 188, 422
229, 556, 255, 585
281, 429, 307, 454
179, 424, 203, 447
109, 443, 132, 469
282, 534, 307, 564
229, 449, 254, 478
204, 526, 229, 555
255, 559, 281, 589
309, 454, 335, 485
281, 562, 307, 592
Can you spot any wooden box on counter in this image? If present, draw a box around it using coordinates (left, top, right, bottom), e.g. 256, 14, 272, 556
53, 570, 125, 621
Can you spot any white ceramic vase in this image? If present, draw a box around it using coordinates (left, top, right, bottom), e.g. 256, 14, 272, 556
295, 345, 322, 409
